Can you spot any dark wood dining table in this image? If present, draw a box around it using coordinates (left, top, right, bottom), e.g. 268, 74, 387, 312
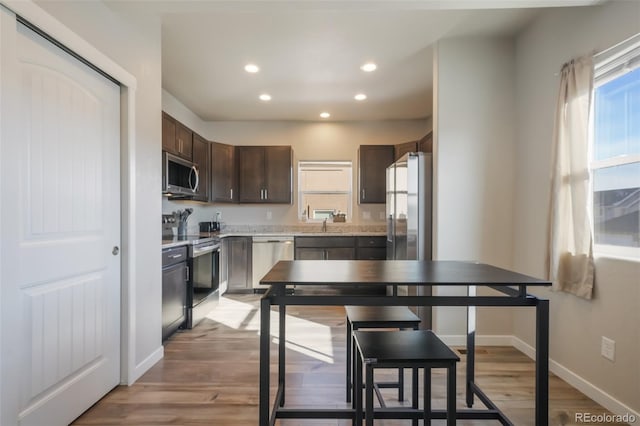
258, 260, 551, 426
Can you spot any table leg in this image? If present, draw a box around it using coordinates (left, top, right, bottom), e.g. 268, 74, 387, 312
346, 319, 352, 403
466, 285, 476, 408
259, 294, 271, 426
279, 297, 286, 407
536, 299, 549, 426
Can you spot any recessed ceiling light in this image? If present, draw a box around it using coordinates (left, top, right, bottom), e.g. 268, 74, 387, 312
244, 64, 260, 73
360, 62, 377, 72
259, 94, 272, 101
320, 112, 331, 119
354, 93, 367, 101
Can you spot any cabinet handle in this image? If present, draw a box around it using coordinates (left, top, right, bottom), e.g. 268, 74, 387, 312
264, 189, 268, 200
361, 189, 365, 200
230, 188, 233, 199
169, 254, 182, 259
185, 266, 190, 281
178, 138, 182, 153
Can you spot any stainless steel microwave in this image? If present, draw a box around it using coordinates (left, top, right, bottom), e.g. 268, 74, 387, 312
162, 152, 200, 197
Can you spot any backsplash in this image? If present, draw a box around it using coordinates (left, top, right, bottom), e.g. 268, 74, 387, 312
221, 223, 386, 234
163, 197, 386, 235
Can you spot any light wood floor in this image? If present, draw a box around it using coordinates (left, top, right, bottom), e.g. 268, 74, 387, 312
73, 294, 628, 425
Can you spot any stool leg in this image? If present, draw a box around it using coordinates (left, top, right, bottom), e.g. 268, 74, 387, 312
412, 367, 418, 426
355, 349, 363, 425
352, 329, 358, 409
398, 367, 404, 401
365, 364, 374, 426
447, 364, 456, 426
423, 367, 431, 426
346, 319, 352, 403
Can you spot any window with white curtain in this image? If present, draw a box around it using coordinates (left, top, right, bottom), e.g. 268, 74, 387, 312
592, 34, 640, 258
298, 161, 352, 222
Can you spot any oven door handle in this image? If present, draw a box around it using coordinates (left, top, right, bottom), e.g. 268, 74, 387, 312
192, 245, 220, 256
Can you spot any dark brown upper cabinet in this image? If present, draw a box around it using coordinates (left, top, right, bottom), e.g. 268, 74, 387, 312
238, 146, 292, 204
394, 140, 418, 160
210, 142, 237, 203
358, 145, 394, 204
192, 133, 209, 202
417, 131, 433, 153
162, 112, 193, 160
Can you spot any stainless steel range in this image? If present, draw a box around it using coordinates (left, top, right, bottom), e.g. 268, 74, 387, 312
162, 211, 221, 329
186, 236, 221, 328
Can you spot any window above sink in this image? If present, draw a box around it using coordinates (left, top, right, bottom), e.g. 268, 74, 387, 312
298, 161, 352, 223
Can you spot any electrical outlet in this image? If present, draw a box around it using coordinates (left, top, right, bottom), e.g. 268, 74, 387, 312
379, 211, 385, 220
266, 211, 272, 220
362, 211, 371, 220
601, 336, 615, 361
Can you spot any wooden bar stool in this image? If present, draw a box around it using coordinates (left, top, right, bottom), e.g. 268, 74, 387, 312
345, 306, 421, 404
354, 330, 459, 426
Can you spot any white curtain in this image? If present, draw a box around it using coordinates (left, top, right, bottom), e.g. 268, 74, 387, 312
547, 56, 595, 299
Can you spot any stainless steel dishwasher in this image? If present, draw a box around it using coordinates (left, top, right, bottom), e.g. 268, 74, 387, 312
252, 236, 294, 290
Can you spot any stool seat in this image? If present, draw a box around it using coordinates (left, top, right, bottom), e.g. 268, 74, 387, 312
345, 306, 421, 326
355, 330, 460, 364
345, 306, 421, 406
354, 330, 459, 426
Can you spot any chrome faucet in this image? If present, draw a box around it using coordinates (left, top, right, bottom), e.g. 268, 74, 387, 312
322, 218, 327, 232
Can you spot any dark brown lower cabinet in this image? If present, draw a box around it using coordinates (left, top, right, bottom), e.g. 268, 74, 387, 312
161, 246, 188, 341
294, 236, 385, 295
294, 236, 355, 260
355, 236, 387, 260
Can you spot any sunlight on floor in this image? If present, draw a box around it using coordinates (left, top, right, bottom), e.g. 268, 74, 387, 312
206, 295, 335, 364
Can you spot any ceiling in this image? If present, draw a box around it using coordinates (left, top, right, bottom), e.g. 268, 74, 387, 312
107, 1, 603, 122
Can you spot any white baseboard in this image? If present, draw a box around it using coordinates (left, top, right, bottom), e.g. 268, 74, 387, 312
511, 336, 640, 420
123, 345, 163, 385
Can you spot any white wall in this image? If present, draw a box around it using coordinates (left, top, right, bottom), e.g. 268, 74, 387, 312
31, 1, 164, 383
163, 90, 432, 231
432, 37, 517, 339
513, 1, 640, 414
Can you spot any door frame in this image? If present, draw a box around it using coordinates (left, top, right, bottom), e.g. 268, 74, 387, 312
0, 1, 145, 386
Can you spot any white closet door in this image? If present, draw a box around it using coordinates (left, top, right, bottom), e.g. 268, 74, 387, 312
1, 12, 121, 426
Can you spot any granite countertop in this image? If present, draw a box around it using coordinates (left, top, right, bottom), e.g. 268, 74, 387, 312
162, 225, 386, 248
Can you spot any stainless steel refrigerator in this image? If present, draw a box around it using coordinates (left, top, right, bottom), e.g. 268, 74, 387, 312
386, 152, 433, 329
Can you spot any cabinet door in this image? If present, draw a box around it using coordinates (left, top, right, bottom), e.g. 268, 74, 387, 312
162, 261, 187, 341
395, 140, 418, 160
264, 146, 292, 203
162, 112, 177, 154
227, 237, 252, 290
176, 121, 193, 160
417, 131, 433, 153
325, 247, 355, 260
295, 247, 325, 260
211, 142, 237, 203
238, 146, 265, 203
192, 133, 209, 202
359, 145, 394, 204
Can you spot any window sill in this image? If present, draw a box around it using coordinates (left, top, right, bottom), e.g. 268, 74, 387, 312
594, 245, 639, 263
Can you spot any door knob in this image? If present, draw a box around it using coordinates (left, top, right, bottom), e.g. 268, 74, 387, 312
112, 246, 120, 256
